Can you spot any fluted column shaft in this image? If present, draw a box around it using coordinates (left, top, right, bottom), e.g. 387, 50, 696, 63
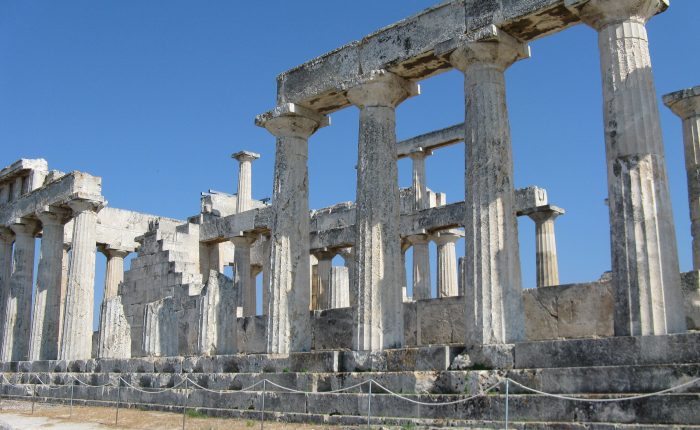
29, 211, 68, 361
571, 0, 685, 335
233, 151, 260, 213
408, 234, 431, 300
256, 103, 327, 354
232, 236, 256, 317
60, 200, 102, 360
2, 221, 38, 361
330, 266, 350, 308
348, 70, 418, 351
313, 251, 335, 310
410, 150, 429, 211
261, 234, 271, 315
450, 30, 528, 345
525, 207, 564, 287
0, 229, 13, 353
433, 230, 462, 298
104, 250, 128, 299
664, 86, 700, 270
338, 247, 356, 308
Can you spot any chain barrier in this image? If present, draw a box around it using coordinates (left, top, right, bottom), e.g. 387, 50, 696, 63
0, 371, 696, 428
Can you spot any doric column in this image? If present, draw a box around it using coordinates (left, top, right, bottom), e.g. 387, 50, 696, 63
231, 235, 256, 317
664, 86, 700, 270
256, 103, 328, 354
449, 28, 529, 345
59, 199, 103, 361
330, 266, 350, 308
347, 70, 418, 351
261, 233, 271, 315
102, 247, 130, 300
433, 229, 463, 298
58, 244, 69, 348
312, 250, 335, 310
0, 228, 14, 355
1, 220, 39, 361
567, 0, 685, 335
338, 247, 356, 307
409, 149, 430, 211
232, 151, 260, 213
523, 206, 565, 288
29, 209, 69, 361
407, 234, 431, 300
401, 239, 411, 302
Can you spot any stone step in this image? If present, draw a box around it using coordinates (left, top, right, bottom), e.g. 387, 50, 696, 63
3, 384, 698, 426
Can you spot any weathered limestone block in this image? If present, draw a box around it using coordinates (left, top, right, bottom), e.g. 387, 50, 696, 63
680, 271, 700, 330
514, 186, 548, 213
29, 209, 69, 361
237, 315, 267, 354
198, 271, 238, 355
1, 220, 38, 362
142, 296, 177, 357
256, 103, 328, 354
567, 0, 685, 336
347, 70, 418, 351
523, 279, 614, 341
98, 296, 131, 359
446, 26, 528, 345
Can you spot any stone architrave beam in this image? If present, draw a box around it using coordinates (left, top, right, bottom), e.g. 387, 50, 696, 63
397, 124, 464, 159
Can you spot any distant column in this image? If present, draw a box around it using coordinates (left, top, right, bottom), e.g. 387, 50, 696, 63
231, 235, 256, 317
347, 70, 418, 351
312, 250, 335, 310
0, 228, 13, 352
449, 28, 529, 345
523, 206, 564, 287
568, 0, 685, 335
664, 86, 700, 270
338, 247, 356, 307
409, 149, 430, 211
29, 209, 69, 361
407, 234, 431, 300
256, 103, 328, 354
60, 199, 103, 361
103, 247, 130, 300
232, 151, 260, 213
433, 229, 462, 298
330, 266, 350, 308
1, 220, 39, 362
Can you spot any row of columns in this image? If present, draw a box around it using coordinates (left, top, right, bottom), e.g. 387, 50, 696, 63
255, 0, 688, 353
0, 198, 111, 362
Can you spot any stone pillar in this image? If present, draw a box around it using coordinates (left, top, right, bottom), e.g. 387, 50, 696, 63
664, 86, 700, 270
523, 206, 565, 288
261, 233, 271, 315
29, 210, 69, 361
59, 199, 103, 361
1, 220, 38, 362
232, 151, 260, 213
330, 266, 350, 309
0, 228, 14, 355
409, 149, 430, 211
231, 235, 256, 317
347, 70, 418, 351
103, 248, 130, 300
433, 229, 463, 298
458, 256, 466, 296
407, 234, 431, 300
338, 247, 356, 307
449, 29, 529, 345
255, 103, 328, 354
312, 250, 335, 310
58, 244, 69, 348
567, 0, 685, 335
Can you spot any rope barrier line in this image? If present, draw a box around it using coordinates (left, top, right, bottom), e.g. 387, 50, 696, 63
119, 376, 186, 394
505, 377, 700, 403
370, 379, 504, 406
185, 377, 264, 394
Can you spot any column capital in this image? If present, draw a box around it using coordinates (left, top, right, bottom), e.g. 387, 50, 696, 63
405, 233, 430, 246
432, 228, 464, 245
311, 248, 336, 261
565, 0, 668, 29
408, 148, 432, 160
10, 219, 40, 236
521, 205, 565, 224
442, 25, 530, 72
230, 234, 257, 247
346, 70, 419, 109
232, 150, 261, 163
664, 86, 700, 120
98, 245, 132, 259
255, 103, 329, 139
36, 206, 71, 226
67, 198, 105, 216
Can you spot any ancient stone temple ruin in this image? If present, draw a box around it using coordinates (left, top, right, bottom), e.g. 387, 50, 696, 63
1, 0, 699, 427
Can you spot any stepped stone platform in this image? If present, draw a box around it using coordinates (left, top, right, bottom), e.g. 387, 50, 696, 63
1, 333, 698, 429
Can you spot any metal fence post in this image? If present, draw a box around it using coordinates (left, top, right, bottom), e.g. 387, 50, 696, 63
69, 381, 74, 418
260, 379, 266, 430
367, 380, 372, 429
505, 378, 510, 430
31, 382, 36, 414
115, 379, 121, 425
182, 378, 189, 430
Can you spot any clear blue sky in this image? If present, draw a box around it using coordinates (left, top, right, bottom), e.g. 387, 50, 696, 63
1, 1, 698, 327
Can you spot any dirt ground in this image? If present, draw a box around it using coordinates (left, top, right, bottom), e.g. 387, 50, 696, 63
0, 399, 359, 430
